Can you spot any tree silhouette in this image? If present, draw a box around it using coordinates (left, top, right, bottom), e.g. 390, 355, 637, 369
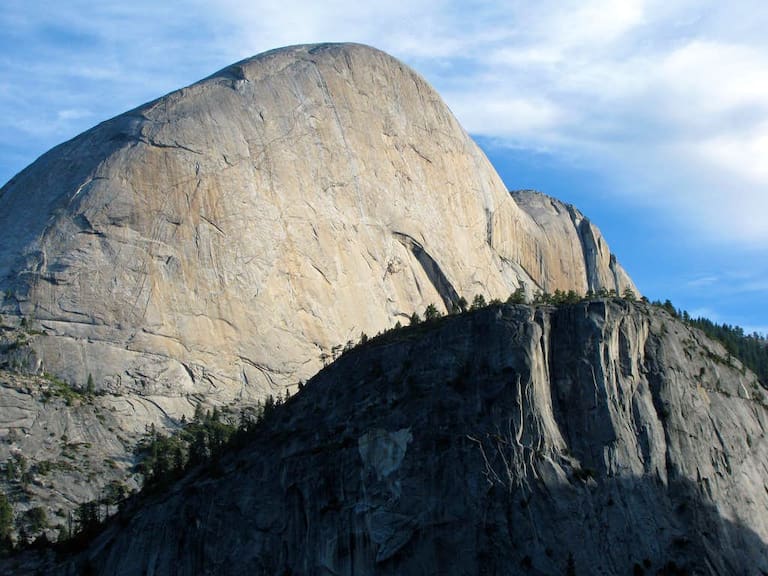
424, 304, 441, 321
471, 294, 486, 310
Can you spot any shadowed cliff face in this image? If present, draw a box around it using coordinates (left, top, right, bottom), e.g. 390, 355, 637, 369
0, 43, 635, 406
11, 301, 765, 576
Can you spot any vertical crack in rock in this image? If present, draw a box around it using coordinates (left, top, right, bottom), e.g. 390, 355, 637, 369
485, 208, 494, 247
566, 204, 601, 293
643, 330, 677, 481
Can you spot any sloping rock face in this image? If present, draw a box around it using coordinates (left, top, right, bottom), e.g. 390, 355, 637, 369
0, 368, 142, 535
0, 318, 181, 536
0, 43, 635, 405
13, 301, 766, 576
512, 190, 635, 293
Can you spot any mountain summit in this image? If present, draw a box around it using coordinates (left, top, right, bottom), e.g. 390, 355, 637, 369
0, 43, 634, 405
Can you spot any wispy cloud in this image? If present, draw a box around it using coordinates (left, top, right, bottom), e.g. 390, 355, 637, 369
681, 267, 768, 307
426, 2, 768, 248
2, 0, 768, 251
686, 276, 720, 289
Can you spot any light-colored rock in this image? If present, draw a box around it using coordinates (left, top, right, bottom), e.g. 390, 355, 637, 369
512, 190, 636, 294
0, 369, 145, 537
0, 320, 205, 538
0, 43, 635, 407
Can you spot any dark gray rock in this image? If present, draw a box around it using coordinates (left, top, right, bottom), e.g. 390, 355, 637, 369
10, 301, 765, 575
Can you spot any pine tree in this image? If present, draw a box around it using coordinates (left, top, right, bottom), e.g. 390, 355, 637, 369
566, 552, 576, 576
193, 403, 205, 424
507, 287, 526, 304
424, 304, 441, 321
0, 492, 12, 543
471, 294, 486, 310
75, 501, 99, 535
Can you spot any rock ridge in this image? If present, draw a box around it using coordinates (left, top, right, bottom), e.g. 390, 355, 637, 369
6, 300, 766, 575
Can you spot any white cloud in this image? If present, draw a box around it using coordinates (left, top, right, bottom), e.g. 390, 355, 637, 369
695, 124, 768, 183
539, 0, 647, 49
443, 93, 568, 144
686, 276, 720, 289
57, 108, 92, 121
425, 6, 768, 248
654, 41, 768, 125
688, 307, 720, 320
2, 0, 768, 249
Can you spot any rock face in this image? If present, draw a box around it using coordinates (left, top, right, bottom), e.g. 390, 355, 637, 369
512, 190, 635, 293
0, 318, 187, 535
11, 301, 767, 575
0, 367, 142, 532
0, 43, 635, 406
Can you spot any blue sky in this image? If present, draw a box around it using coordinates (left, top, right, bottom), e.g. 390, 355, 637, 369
1, 0, 766, 334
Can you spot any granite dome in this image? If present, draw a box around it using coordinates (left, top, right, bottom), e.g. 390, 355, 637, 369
0, 43, 634, 404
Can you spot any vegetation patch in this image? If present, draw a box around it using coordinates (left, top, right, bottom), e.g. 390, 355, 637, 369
41, 374, 84, 406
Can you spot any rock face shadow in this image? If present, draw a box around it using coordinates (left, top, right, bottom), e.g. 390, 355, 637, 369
6, 302, 767, 576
